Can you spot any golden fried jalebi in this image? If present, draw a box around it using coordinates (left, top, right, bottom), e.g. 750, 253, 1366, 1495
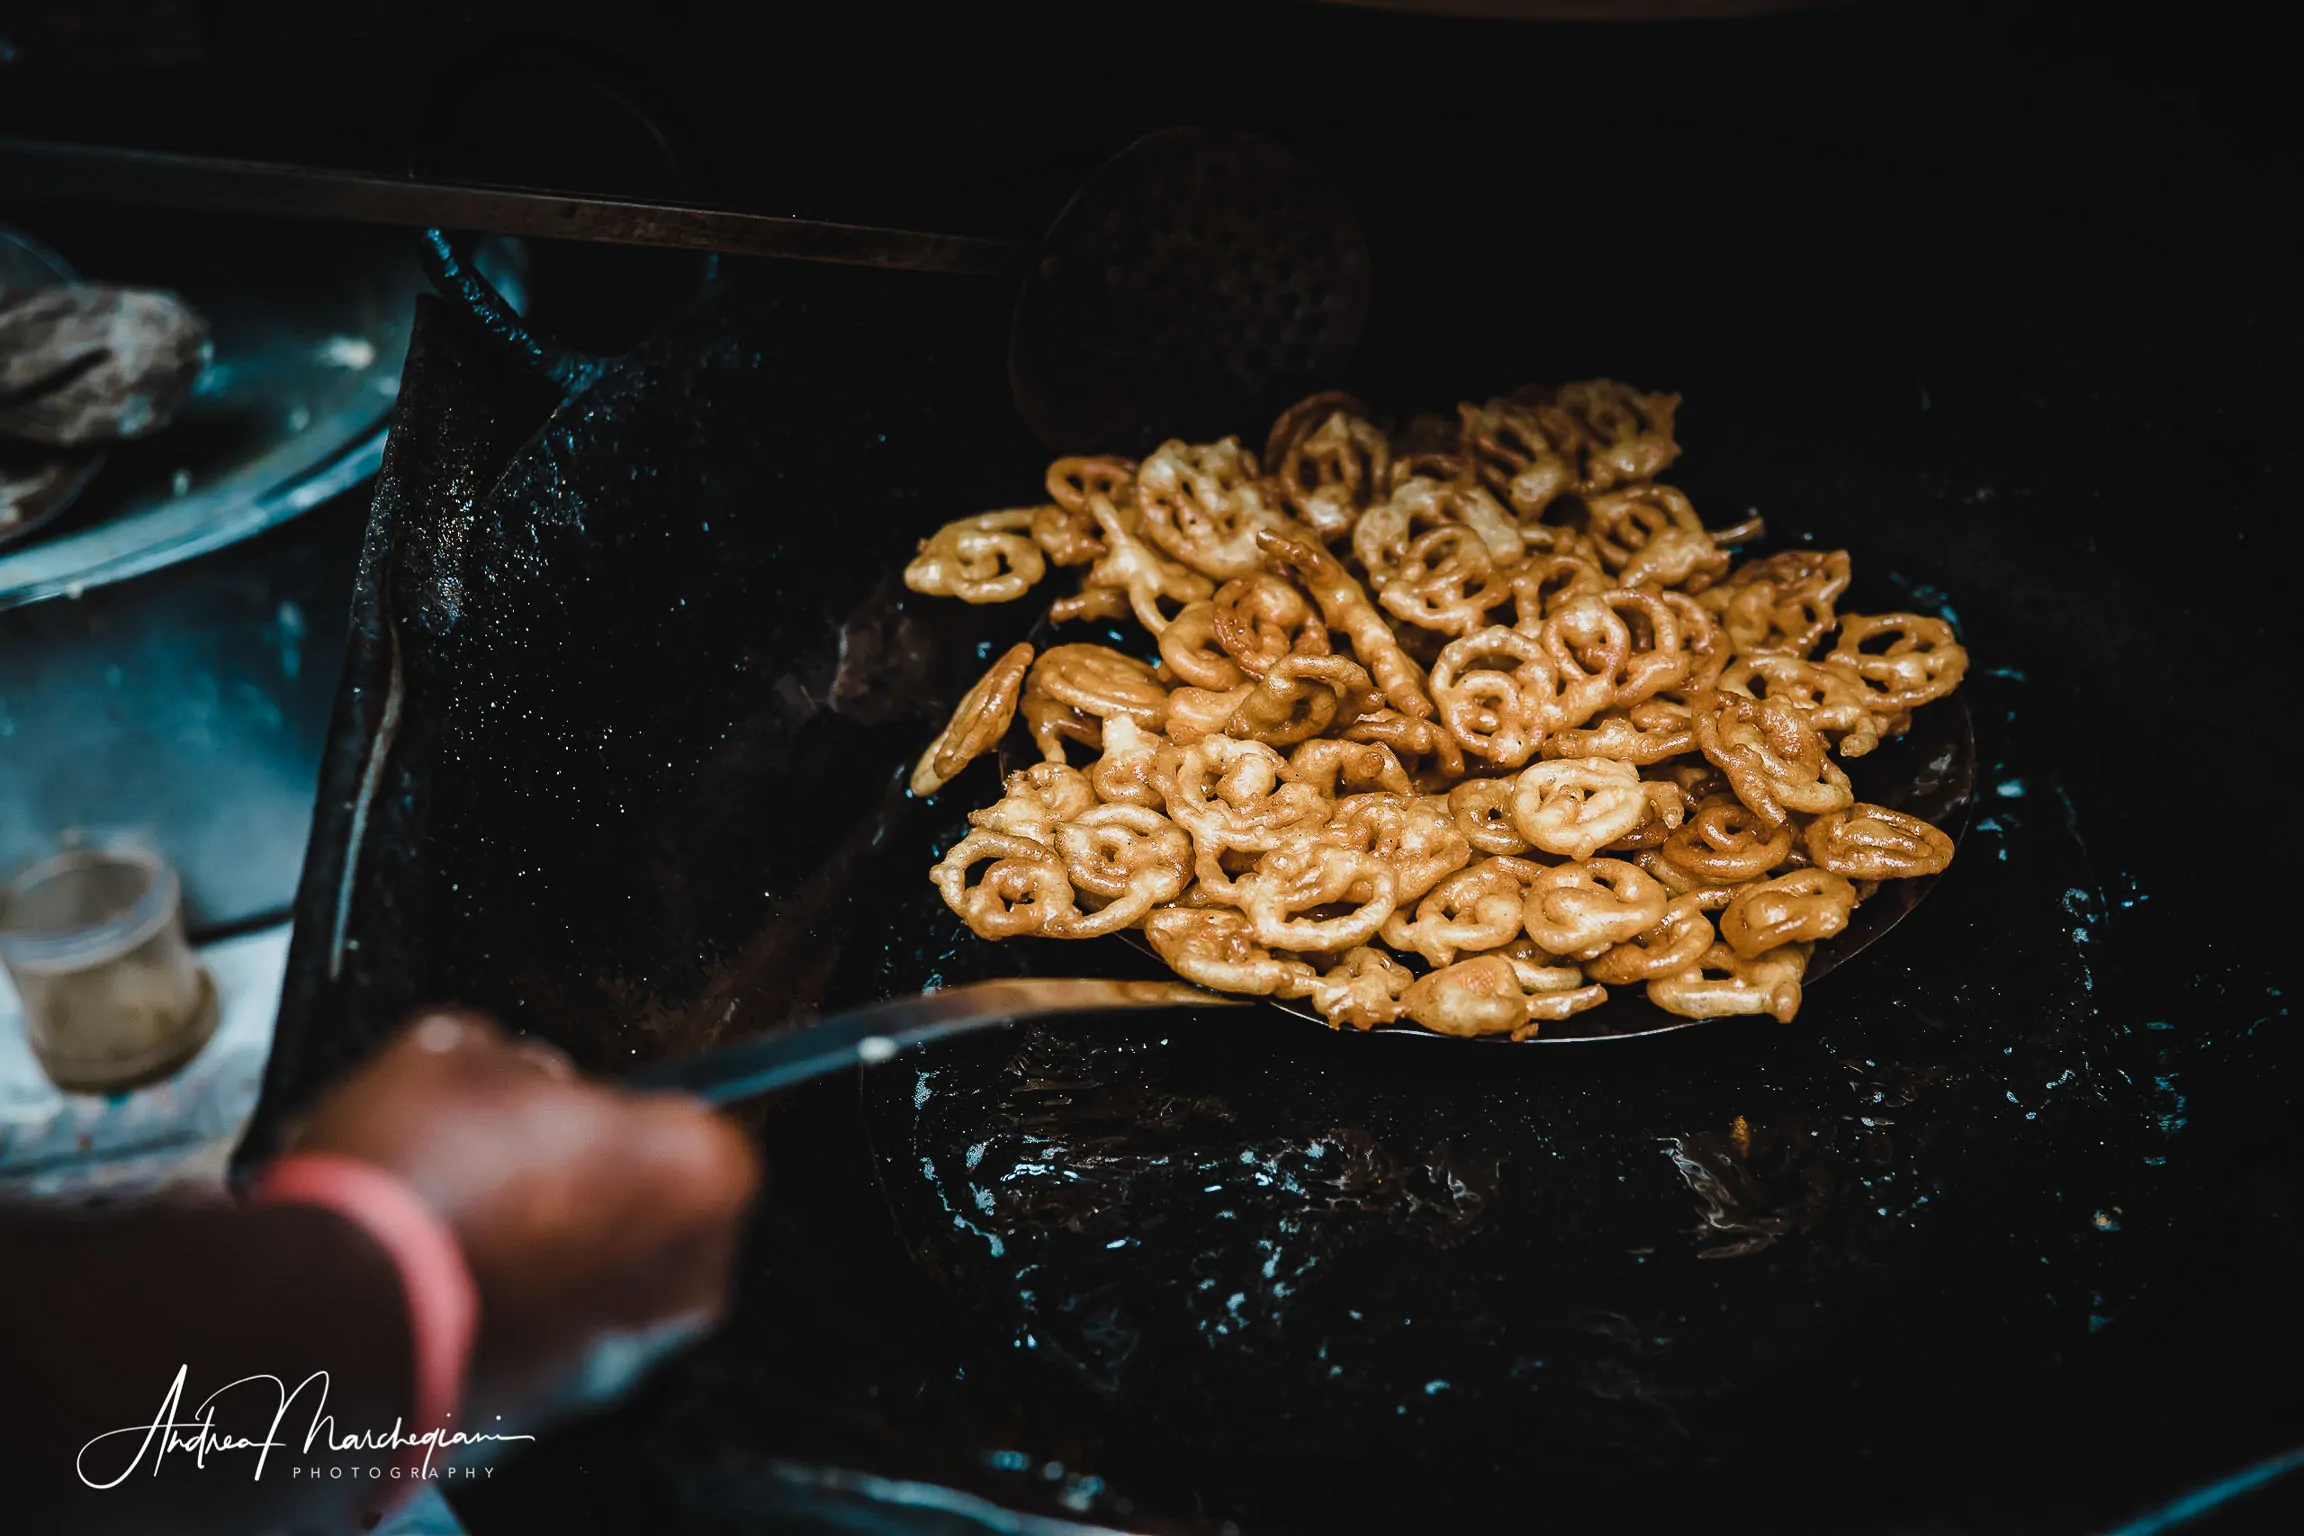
966, 762, 1097, 845
1158, 602, 1247, 691
1521, 857, 1669, 958
1380, 855, 1542, 966
1211, 572, 1328, 678
907, 380, 1970, 1035
1460, 397, 1580, 523
911, 642, 1035, 796
931, 830, 1078, 938
1283, 737, 1414, 798
1511, 758, 1650, 861
905, 510, 1047, 604
1321, 792, 1472, 903
1717, 868, 1857, 957
1543, 379, 1683, 491
1429, 627, 1560, 769
1825, 612, 1970, 716
1802, 802, 1956, 880
1584, 894, 1716, 985
1295, 946, 1414, 1029
1447, 776, 1532, 855
1136, 437, 1301, 580
1234, 835, 1400, 952
1258, 531, 1435, 721
1691, 689, 1854, 827
1705, 548, 1850, 656
1583, 485, 1732, 592
1719, 653, 1882, 758
1144, 906, 1314, 996
1266, 393, 1391, 543
1225, 654, 1381, 747
1052, 805, 1193, 937
1400, 953, 1606, 1040
1647, 941, 1811, 1024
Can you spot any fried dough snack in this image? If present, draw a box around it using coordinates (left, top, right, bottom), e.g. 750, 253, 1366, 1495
908, 381, 1970, 1035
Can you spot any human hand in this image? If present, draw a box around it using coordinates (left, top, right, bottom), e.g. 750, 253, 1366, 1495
286, 1011, 761, 1416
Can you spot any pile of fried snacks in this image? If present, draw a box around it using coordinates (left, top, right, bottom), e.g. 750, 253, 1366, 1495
906, 383, 1965, 1037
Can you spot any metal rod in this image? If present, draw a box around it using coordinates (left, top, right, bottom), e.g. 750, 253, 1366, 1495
0, 138, 1026, 278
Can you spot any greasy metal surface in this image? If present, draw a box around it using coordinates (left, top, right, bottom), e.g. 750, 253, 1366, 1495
0, 139, 1028, 278
0, 211, 416, 609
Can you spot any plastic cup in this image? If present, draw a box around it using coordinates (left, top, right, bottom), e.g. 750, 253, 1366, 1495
0, 846, 217, 1094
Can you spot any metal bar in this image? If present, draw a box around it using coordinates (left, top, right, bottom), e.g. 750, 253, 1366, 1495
628, 978, 1227, 1106
0, 138, 1026, 278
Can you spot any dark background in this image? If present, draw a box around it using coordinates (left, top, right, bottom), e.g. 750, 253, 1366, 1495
5, 1, 2298, 1532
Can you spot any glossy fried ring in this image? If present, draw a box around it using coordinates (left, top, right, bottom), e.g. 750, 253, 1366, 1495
1691, 688, 1854, 827
1079, 487, 1214, 635
1235, 836, 1400, 952
1545, 378, 1682, 491
1541, 589, 1691, 719
1211, 572, 1327, 678
1507, 554, 1612, 629
1283, 737, 1413, 798
1720, 653, 1881, 758
1159, 602, 1247, 690
1540, 698, 1695, 765
1447, 776, 1532, 855
1647, 942, 1811, 1024
1225, 654, 1381, 748
1377, 526, 1515, 637
1322, 793, 1473, 903
1031, 644, 1171, 733
1708, 548, 1850, 657
1803, 803, 1956, 880
1583, 484, 1728, 592
1030, 501, 1104, 567
1088, 716, 1171, 810
1521, 858, 1669, 959
912, 641, 1034, 797
1380, 855, 1543, 967
904, 510, 1047, 604
1293, 946, 1414, 1030
1144, 907, 1314, 996
1585, 895, 1716, 985
1825, 612, 1970, 714
966, 762, 1097, 846
1258, 531, 1435, 721
1160, 735, 1332, 860
1511, 758, 1649, 861
1342, 709, 1468, 783
1459, 396, 1579, 522
1052, 805, 1193, 937
930, 830, 1079, 938
1659, 794, 1795, 881
1400, 953, 1606, 1040
1136, 437, 1295, 580
1718, 869, 1857, 958
1266, 392, 1390, 542
1430, 627, 1561, 769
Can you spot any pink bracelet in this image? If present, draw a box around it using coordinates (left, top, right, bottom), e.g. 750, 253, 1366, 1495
249, 1152, 479, 1497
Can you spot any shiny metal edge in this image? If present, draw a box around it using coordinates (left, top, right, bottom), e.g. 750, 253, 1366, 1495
0, 425, 386, 612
